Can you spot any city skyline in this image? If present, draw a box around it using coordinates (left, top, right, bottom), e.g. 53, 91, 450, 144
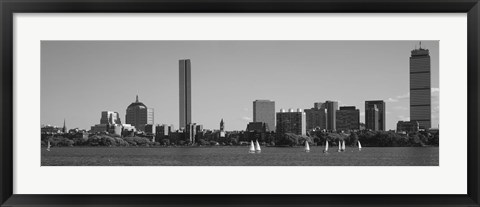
41, 41, 439, 131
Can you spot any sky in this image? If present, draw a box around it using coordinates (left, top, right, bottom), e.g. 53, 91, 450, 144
41, 41, 439, 131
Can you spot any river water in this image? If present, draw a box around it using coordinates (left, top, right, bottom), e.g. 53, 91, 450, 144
41, 146, 439, 166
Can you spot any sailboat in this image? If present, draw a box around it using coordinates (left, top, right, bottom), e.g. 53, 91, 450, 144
47, 141, 51, 152
341, 140, 346, 152
304, 141, 310, 153
249, 140, 255, 153
358, 141, 362, 151
255, 140, 261, 153
323, 140, 329, 154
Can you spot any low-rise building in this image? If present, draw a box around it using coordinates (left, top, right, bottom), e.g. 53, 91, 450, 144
90, 124, 108, 134
396, 121, 420, 134
41, 125, 63, 134
145, 124, 155, 135
246, 122, 269, 133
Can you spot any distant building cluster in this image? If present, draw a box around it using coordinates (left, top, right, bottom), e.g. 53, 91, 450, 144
88, 95, 153, 137
244, 42, 434, 135
41, 121, 88, 139
41, 120, 67, 134
250, 100, 370, 136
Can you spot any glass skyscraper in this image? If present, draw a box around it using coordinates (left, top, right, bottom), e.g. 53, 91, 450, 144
125, 95, 154, 132
253, 100, 275, 132
179, 59, 192, 129
325, 101, 338, 131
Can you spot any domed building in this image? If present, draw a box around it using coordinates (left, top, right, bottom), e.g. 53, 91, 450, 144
125, 95, 154, 132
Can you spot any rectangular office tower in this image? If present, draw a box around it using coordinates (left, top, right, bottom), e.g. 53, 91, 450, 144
304, 102, 327, 131
410, 45, 431, 130
276, 108, 306, 136
253, 100, 275, 132
365, 100, 386, 131
179, 59, 192, 129
325, 101, 338, 131
365, 104, 379, 131
336, 106, 360, 131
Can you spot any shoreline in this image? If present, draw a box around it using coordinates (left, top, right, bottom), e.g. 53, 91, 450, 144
41, 145, 439, 149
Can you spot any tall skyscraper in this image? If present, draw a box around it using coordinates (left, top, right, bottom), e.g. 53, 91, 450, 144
410, 43, 431, 129
126, 95, 154, 131
336, 106, 360, 131
179, 59, 192, 129
276, 108, 306, 136
253, 100, 275, 132
325, 101, 338, 131
304, 102, 327, 131
365, 100, 385, 131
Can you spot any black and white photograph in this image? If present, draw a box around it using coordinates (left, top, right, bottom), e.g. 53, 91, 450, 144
40, 40, 439, 166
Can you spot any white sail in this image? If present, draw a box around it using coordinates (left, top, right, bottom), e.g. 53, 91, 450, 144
325, 141, 329, 151
255, 140, 261, 152
249, 140, 255, 153
305, 141, 310, 152
341, 140, 346, 151
47, 141, 51, 151
358, 141, 362, 150
338, 141, 341, 152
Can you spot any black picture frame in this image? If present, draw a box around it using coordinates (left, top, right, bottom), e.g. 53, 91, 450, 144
1, 0, 479, 206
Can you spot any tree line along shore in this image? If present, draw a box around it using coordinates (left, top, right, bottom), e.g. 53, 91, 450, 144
41, 130, 439, 148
